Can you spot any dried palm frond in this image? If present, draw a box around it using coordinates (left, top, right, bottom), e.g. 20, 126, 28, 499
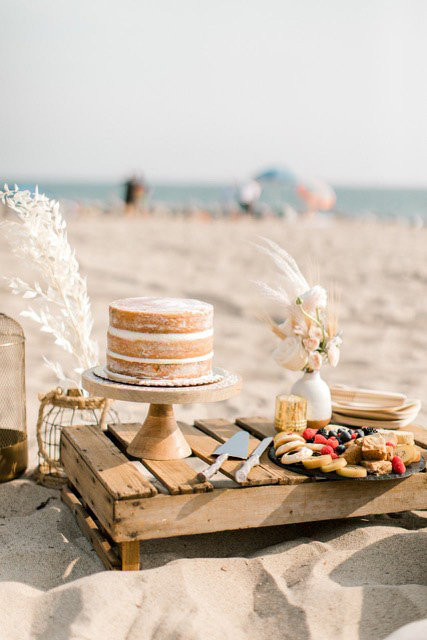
0, 185, 99, 388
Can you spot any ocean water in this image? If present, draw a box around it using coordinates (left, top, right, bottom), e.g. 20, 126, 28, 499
10, 181, 427, 220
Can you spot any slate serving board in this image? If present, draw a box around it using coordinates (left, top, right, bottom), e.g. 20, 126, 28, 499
268, 446, 426, 481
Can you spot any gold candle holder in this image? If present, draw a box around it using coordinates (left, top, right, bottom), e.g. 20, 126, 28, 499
274, 394, 307, 434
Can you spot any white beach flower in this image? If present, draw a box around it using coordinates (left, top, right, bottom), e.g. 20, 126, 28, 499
309, 325, 323, 341
273, 337, 308, 371
298, 286, 327, 313
277, 317, 294, 337
293, 323, 306, 336
327, 340, 341, 367
307, 351, 323, 370
303, 337, 320, 352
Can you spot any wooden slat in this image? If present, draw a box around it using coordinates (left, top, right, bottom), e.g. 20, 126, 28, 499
61, 425, 157, 499
61, 487, 121, 570
195, 418, 309, 485
61, 435, 115, 533
108, 423, 213, 495
112, 471, 427, 542
235, 416, 276, 439
179, 421, 280, 486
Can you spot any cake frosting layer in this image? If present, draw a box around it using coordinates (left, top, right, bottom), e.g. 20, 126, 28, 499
109, 297, 213, 333
108, 326, 213, 342
107, 332, 213, 359
106, 352, 212, 380
107, 297, 214, 380
106, 350, 213, 364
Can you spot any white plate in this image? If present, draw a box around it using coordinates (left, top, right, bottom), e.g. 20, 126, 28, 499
330, 386, 407, 410
331, 409, 420, 429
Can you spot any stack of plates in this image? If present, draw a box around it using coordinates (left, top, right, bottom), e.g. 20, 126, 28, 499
331, 385, 421, 429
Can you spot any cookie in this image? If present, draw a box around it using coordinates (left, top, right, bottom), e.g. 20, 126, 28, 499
362, 435, 387, 461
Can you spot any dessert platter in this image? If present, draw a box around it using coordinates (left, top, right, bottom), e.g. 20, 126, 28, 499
82, 296, 241, 460
269, 424, 425, 481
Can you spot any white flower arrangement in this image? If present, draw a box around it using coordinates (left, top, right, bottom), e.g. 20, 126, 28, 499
255, 238, 342, 373
0, 185, 99, 388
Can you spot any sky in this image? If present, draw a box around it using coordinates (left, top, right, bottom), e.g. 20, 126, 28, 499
1, 0, 427, 186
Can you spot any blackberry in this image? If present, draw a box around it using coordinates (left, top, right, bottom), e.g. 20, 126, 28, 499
362, 427, 377, 435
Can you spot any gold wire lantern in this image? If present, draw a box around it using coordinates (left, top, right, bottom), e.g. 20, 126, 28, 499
34, 388, 117, 489
0, 313, 28, 482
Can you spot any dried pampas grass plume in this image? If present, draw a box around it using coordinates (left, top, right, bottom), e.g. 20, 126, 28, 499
253, 238, 342, 366
0, 184, 99, 388
253, 308, 287, 340
327, 283, 340, 339
253, 237, 310, 310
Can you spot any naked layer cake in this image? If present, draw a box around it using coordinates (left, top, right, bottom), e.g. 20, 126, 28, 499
107, 297, 214, 380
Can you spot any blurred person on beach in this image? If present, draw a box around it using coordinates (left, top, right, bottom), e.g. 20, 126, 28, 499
237, 179, 262, 217
124, 174, 147, 215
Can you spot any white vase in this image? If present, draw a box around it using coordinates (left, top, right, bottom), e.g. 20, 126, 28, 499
291, 370, 332, 428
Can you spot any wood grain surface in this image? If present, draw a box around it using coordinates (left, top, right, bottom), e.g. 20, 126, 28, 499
81, 366, 242, 405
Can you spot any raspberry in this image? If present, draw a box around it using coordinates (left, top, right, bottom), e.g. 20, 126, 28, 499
351, 433, 357, 439
392, 456, 406, 474
326, 438, 339, 450
320, 445, 334, 456
386, 442, 396, 448
331, 452, 338, 459
302, 428, 317, 441
314, 434, 328, 445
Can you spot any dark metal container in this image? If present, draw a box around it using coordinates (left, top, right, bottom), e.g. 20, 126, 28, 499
0, 313, 27, 482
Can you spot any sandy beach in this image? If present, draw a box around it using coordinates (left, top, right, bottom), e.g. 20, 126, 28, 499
1, 214, 427, 640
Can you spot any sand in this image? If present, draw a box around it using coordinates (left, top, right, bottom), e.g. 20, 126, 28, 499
1, 214, 427, 640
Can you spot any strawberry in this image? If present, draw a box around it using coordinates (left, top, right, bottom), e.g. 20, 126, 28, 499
392, 456, 406, 474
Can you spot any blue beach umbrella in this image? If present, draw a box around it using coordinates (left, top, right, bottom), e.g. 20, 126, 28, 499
254, 166, 296, 184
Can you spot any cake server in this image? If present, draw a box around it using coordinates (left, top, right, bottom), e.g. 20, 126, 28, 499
197, 431, 250, 481
234, 437, 273, 483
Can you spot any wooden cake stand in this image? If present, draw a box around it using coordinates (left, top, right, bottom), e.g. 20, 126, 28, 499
81, 367, 242, 461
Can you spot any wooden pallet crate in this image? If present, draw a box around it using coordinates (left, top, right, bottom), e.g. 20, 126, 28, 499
60, 418, 427, 571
